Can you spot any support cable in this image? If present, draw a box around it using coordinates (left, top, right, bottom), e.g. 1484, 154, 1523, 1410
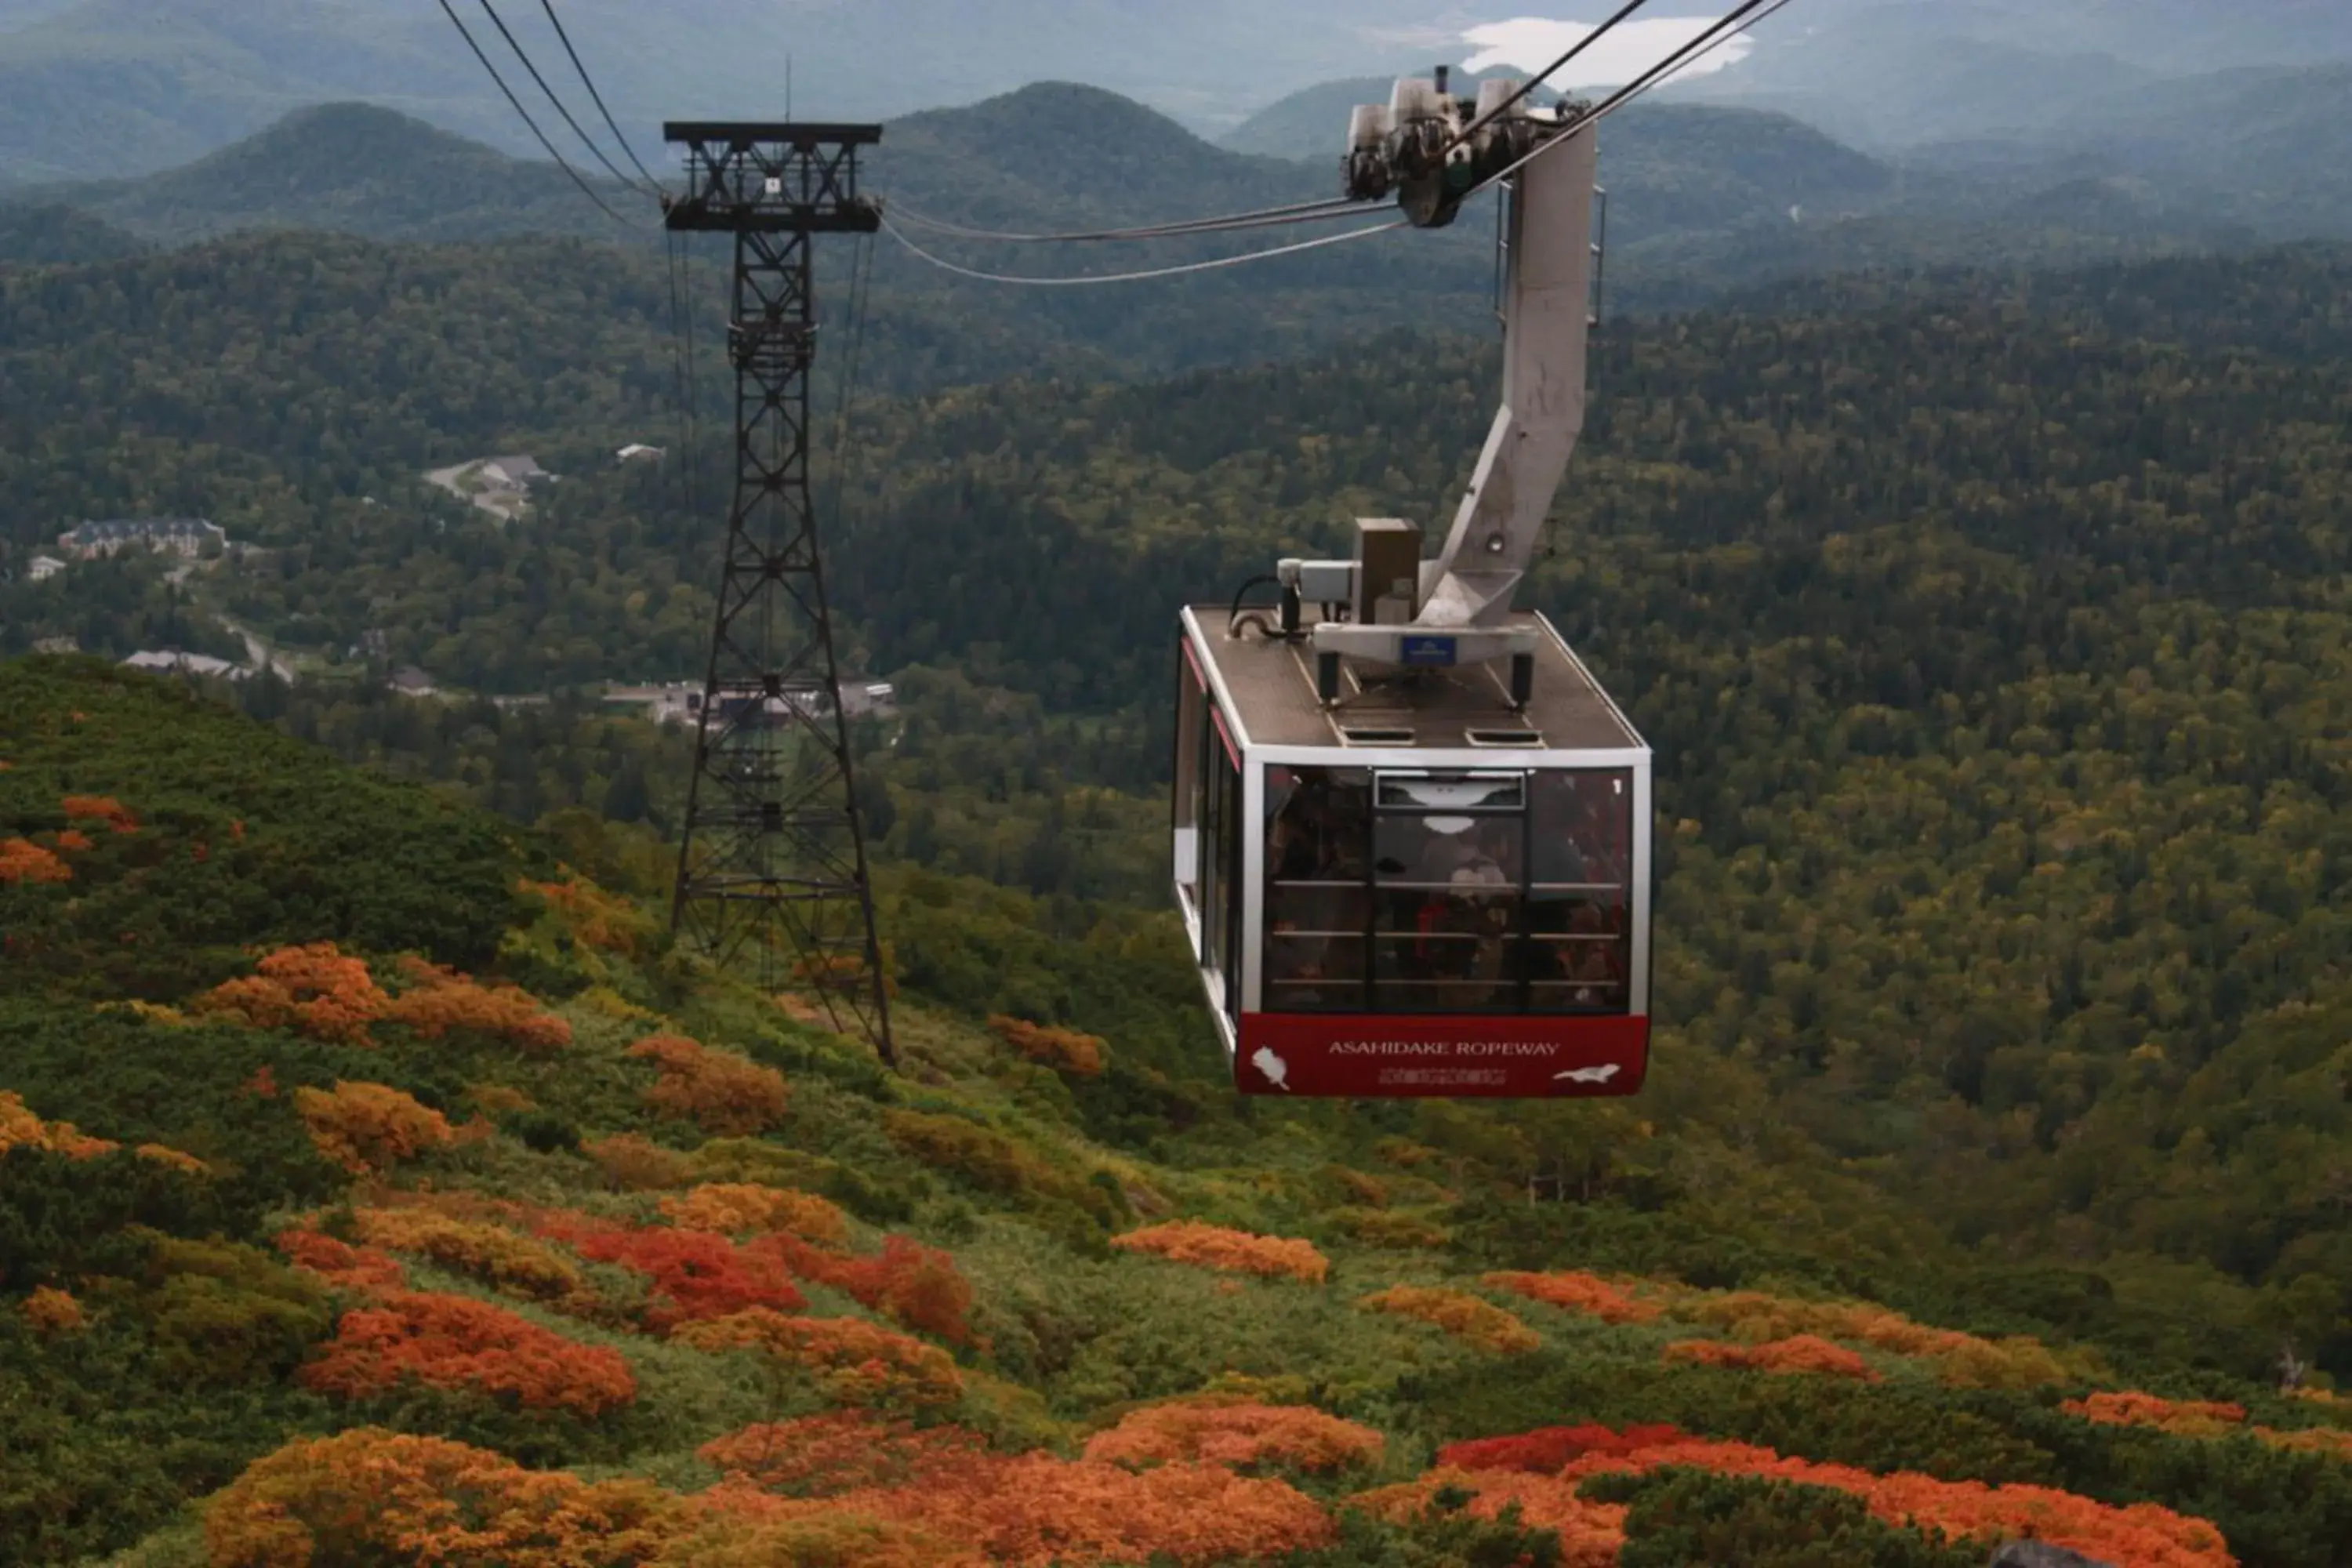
823, 232, 878, 547
474, 0, 655, 199
1470, 0, 1791, 201
877, 211, 1406, 286
1447, 0, 1655, 148
436, 0, 641, 228
535, 0, 666, 194
887, 194, 1373, 245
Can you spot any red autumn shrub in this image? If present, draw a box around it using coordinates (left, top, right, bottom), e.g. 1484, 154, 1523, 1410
300, 1290, 636, 1416
275, 1229, 409, 1293
523, 1213, 804, 1330
775, 1232, 975, 1345
1437, 1424, 1690, 1475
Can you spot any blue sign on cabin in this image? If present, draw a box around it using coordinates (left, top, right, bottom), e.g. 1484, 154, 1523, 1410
1400, 635, 1458, 667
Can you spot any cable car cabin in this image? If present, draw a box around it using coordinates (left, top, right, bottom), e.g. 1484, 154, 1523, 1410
1173, 604, 1651, 1098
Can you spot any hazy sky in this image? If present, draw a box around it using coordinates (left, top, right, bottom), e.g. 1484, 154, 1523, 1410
1458, 15, 1761, 85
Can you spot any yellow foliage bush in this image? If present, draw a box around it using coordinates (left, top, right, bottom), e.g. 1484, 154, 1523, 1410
350, 1207, 586, 1302
583, 1132, 696, 1191
293, 1082, 455, 1175
660, 1182, 851, 1246
1357, 1286, 1542, 1355
986, 1014, 1108, 1077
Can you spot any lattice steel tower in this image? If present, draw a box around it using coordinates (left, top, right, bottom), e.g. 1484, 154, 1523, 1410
662, 120, 894, 1064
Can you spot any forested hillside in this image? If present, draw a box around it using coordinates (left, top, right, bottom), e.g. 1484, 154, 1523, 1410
15, 238, 2347, 1370
9, 657, 2352, 1568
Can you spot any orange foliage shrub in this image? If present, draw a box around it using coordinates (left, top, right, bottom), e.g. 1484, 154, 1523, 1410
467, 1083, 536, 1115
524, 875, 650, 954
276, 1229, 408, 1292
293, 1081, 456, 1174
2063, 1391, 2249, 1439
23, 1285, 86, 1334
987, 1014, 1107, 1077
195, 943, 390, 1044
666, 1497, 978, 1568
1357, 1286, 1542, 1355
1664, 1334, 1881, 1381
675, 1309, 965, 1409
61, 793, 137, 833
1668, 1289, 2067, 1388
2062, 1390, 2352, 1461
1482, 1269, 1661, 1324
522, 1212, 804, 1329
627, 1033, 789, 1136
700, 1413, 989, 1496
0, 837, 72, 884
1084, 1398, 1384, 1473
1352, 1468, 1628, 1568
0, 1090, 119, 1158
301, 1290, 637, 1416
1111, 1221, 1328, 1284
203, 1428, 675, 1568
707, 1452, 1336, 1566
351, 1207, 586, 1302
134, 1142, 209, 1175
582, 1131, 695, 1190
2264, 1426, 2352, 1461
773, 1232, 976, 1345
662, 1182, 851, 1246
53, 828, 93, 852
386, 956, 572, 1054
1547, 1431, 2234, 1568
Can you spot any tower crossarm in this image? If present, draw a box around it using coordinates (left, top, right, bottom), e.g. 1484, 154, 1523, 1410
662, 122, 882, 234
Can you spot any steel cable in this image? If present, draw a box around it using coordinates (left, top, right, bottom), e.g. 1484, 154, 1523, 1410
877, 210, 1406, 286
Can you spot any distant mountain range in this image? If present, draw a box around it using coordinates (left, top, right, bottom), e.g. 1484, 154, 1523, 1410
0, 0, 2343, 188
0, 82, 2285, 336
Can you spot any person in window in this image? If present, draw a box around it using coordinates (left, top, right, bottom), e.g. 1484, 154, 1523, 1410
1449, 822, 1515, 1006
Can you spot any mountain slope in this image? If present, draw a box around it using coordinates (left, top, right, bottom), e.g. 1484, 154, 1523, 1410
9, 655, 2352, 1565
42, 101, 635, 244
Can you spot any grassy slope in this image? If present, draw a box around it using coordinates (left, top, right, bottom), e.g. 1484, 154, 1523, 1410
6, 659, 2352, 1566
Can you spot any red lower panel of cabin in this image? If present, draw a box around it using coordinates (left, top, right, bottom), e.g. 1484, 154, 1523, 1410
1234, 1013, 1650, 1098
